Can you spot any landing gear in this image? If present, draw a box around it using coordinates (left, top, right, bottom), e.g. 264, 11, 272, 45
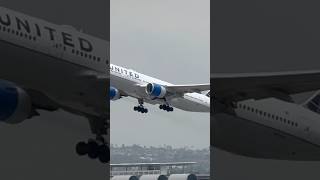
76, 136, 110, 163
76, 116, 109, 164
134, 99, 148, 113
134, 105, 148, 113
159, 104, 174, 112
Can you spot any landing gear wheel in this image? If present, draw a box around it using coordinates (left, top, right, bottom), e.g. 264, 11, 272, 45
98, 145, 110, 163
87, 141, 99, 159
76, 141, 88, 156
134, 105, 148, 113
77, 117, 109, 164
159, 104, 174, 112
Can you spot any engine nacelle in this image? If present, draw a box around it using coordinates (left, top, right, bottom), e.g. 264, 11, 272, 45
145, 83, 167, 98
0, 81, 32, 124
110, 87, 121, 100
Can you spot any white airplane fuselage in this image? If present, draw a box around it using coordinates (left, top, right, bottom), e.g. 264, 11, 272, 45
0, 6, 111, 164
5, 6, 320, 162
110, 64, 210, 112
0, 7, 109, 117
214, 98, 320, 160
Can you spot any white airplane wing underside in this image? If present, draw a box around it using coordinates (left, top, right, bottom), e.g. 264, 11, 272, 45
138, 83, 210, 95
165, 84, 210, 94
213, 70, 320, 102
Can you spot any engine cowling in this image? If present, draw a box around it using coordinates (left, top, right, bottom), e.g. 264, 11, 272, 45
110, 87, 121, 100
145, 83, 167, 98
0, 81, 32, 124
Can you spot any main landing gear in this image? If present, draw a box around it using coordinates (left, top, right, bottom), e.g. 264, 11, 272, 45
159, 104, 174, 112
134, 99, 148, 113
75, 116, 109, 164
76, 136, 109, 163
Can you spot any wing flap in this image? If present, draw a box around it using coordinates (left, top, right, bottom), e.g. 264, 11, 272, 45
213, 70, 320, 101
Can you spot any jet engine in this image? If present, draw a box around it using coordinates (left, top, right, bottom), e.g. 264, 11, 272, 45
145, 83, 167, 98
0, 81, 32, 124
110, 87, 121, 100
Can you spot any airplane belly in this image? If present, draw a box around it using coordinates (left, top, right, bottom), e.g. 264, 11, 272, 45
0, 40, 108, 116
213, 113, 320, 160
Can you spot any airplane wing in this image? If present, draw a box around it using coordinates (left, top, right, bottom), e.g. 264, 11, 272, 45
213, 70, 320, 102
165, 84, 210, 94
135, 83, 210, 98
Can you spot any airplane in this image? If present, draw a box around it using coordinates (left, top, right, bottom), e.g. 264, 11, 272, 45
213, 71, 320, 160
110, 64, 210, 113
0, 7, 109, 163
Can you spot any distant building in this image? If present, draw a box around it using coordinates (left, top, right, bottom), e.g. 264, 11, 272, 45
110, 162, 197, 177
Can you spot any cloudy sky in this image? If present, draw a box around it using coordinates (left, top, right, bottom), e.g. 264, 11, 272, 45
110, 0, 210, 149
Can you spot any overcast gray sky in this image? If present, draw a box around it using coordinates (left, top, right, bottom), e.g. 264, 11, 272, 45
110, 0, 210, 149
